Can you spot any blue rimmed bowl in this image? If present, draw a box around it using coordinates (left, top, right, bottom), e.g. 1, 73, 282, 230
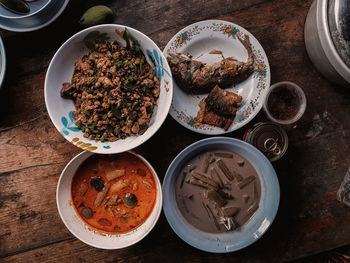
0, 36, 6, 88
45, 24, 173, 154
162, 137, 280, 253
0, 0, 69, 32
0, 0, 52, 19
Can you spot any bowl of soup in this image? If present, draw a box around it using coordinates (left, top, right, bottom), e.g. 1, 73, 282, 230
57, 151, 162, 249
162, 137, 280, 253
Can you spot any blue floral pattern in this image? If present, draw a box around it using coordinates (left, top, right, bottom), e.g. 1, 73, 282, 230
60, 111, 80, 136
146, 49, 171, 82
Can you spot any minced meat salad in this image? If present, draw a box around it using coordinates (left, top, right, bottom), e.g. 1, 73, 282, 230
60, 41, 160, 142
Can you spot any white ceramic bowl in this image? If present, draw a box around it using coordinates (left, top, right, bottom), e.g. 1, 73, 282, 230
45, 24, 173, 154
0, 0, 69, 32
0, 36, 6, 88
163, 137, 280, 253
0, 0, 52, 19
56, 151, 163, 249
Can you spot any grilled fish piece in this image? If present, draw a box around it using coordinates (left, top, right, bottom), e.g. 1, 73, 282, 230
195, 99, 234, 130
167, 35, 254, 94
195, 85, 241, 130
205, 85, 242, 115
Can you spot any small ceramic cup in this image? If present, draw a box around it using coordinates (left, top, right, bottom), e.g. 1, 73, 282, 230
263, 81, 307, 125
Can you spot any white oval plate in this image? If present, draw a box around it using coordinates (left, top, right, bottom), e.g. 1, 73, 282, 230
163, 20, 271, 135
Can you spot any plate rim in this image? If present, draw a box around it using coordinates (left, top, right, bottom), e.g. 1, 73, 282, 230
162, 137, 280, 253
163, 19, 271, 135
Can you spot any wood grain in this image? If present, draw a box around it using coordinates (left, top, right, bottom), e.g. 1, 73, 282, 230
1, 0, 350, 262
0, 114, 80, 173
0, 163, 71, 256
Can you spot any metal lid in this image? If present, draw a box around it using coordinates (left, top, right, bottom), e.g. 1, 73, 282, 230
328, 0, 350, 69
248, 123, 288, 162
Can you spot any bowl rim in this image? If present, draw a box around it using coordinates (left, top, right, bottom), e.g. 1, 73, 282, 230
263, 81, 307, 125
0, 0, 69, 32
44, 24, 173, 154
56, 150, 163, 249
0, 36, 6, 88
0, 0, 52, 20
317, 0, 350, 83
162, 137, 280, 253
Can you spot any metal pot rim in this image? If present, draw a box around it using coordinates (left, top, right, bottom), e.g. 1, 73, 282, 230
317, 0, 350, 83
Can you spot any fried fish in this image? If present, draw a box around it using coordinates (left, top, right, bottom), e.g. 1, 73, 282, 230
205, 85, 242, 115
195, 85, 242, 130
167, 35, 254, 94
196, 99, 234, 131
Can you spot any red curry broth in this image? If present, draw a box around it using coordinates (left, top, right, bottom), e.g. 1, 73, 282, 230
71, 152, 157, 234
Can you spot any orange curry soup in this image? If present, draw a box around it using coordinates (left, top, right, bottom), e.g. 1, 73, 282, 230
71, 152, 157, 234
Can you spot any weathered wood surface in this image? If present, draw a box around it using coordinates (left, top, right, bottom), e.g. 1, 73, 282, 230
1, 0, 350, 262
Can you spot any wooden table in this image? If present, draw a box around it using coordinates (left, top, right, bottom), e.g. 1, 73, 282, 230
1, 0, 350, 262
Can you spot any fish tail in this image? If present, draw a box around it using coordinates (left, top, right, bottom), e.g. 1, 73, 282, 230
238, 35, 254, 66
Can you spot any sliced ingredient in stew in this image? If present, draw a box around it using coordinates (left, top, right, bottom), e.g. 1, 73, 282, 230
175, 150, 261, 233
71, 152, 157, 234
267, 85, 300, 120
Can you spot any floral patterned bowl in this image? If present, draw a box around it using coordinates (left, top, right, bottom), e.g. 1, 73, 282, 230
45, 24, 173, 154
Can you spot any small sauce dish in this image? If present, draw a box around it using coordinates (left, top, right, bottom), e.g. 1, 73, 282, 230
263, 81, 307, 125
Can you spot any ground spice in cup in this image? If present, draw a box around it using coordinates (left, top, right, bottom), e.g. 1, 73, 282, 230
267, 86, 300, 120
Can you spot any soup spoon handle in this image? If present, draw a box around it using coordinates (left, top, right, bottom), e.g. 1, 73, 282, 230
0, 0, 30, 15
